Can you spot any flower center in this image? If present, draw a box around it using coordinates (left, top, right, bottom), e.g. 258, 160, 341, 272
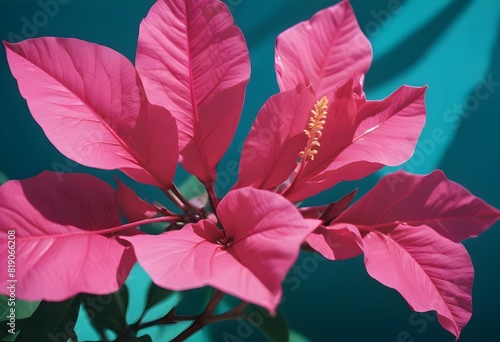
216, 236, 233, 248
299, 96, 328, 161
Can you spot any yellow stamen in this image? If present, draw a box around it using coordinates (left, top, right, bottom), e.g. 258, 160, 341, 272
299, 96, 328, 161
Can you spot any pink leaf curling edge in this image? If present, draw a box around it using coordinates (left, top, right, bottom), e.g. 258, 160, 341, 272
123, 187, 320, 313
136, 0, 250, 184
0, 171, 136, 301
336, 170, 500, 242
363, 225, 473, 339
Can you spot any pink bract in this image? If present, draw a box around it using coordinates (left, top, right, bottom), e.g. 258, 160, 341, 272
1, 0, 498, 340
275, 0, 372, 95
123, 188, 320, 313
136, 0, 251, 185
237, 74, 427, 202
0, 172, 136, 301
4, 38, 179, 189
308, 170, 500, 338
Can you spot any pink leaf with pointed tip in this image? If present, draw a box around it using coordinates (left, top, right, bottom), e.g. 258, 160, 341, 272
115, 178, 158, 222
4, 38, 178, 188
336, 170, 500, 242
235, 84, 316, 190
275, 0, 372, 95
363, 225, 473, 339
136, 0, 250, 184
320, 188, 358, 223
0, 171, 136, 301
124, 188, 320, 313
306, 224, 362, 260
285, 82, 427, 202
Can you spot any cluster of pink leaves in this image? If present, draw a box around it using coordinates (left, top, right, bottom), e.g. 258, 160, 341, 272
1, 0, 499, 338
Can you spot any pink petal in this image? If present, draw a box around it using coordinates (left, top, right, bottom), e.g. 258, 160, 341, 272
124, 188, 320, 313
217, 188, 321, 312
124, 98, 179, 188
235, 84, 316, 190
336, 170, 500, 242
363, 225, 474, 339
115, 178, 158, 222
136, 0, 250, 184
4, 38, 177, 188
0, 171, 136, 301
275, 0, 372, 95
306, 224, 362, 260
285, 82, 427, 202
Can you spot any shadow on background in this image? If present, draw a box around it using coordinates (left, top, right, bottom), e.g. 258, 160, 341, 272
365, 0, 473, 90
437, 16, 500, 342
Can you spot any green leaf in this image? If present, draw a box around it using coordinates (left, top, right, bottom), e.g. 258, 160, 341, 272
144, 282, 174, 312
132, 335, 152, 342
178, 175, 206, 200
15, 296, 81, 342
290, 329, 311, 342
0, 296, 40, 322
245, 306, 289, 342
0, 172, 8, 185
82, 285, 129, 333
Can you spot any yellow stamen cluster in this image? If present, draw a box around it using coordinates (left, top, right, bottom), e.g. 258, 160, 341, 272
299, 96, 328, 161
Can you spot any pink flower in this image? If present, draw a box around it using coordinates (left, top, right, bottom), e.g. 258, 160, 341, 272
307, 170, 500, 338
123, 187, 320, 313
0, 0, 250, 301
235, 2, 427, 202
0, 0, 498, 340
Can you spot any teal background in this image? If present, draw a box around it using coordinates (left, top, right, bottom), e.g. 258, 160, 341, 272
1, 0, 499, 341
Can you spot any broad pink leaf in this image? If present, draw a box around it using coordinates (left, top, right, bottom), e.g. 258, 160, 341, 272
4, 38, 178, 188
275, 0, 372, 95
336, 170, 500, 242
0, 171, 136, 301
115, 178, 158, 222
136, 0, 250, 184
235, 84, 316, 190
306, 224, 362, 260
124, 188, 320, 313
284, 81, 427, 202
363, 225, 473, 339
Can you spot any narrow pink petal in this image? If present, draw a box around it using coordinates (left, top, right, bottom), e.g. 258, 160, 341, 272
336, 170, 500, 242
363, 225, 474, 339
124, 188, 320, 313
286, 83, 427, 202
136, 0, 250, 184
306, 224, 362, 260
115, 178, 158, 222
320, 188, 358, 223
235, 84, 316, 190
0, 172, 135, 301
275, 0, 372, 95
4, 38, 177, 188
